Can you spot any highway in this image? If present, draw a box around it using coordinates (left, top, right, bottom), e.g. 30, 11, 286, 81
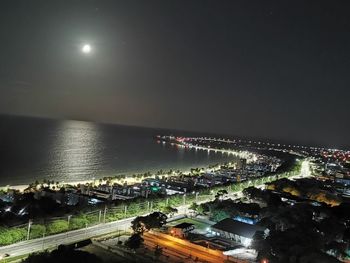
0, 160, 311, 259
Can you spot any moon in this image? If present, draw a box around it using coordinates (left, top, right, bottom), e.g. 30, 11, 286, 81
81, 44, 92, 54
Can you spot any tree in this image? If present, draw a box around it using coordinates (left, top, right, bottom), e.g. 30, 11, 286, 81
259, 227, 325, 263
189, 202, 206, 215
252, 231, 270, 261
243, 187, 263, 200
131, 212, 167, 234
211, 210, 230, 222
24, 246, 102, 263
215, 190, 228, 200
125, 233, 143, 250
162, 206, 178, 217
317, 217, 345, 243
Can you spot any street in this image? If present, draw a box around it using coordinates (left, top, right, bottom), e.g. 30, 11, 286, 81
143, 231, 230, 263
0, 217, 133, 257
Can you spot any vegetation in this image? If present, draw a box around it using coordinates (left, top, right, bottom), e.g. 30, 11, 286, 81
125, 211, 167, 250
46, 220, 68, 235
253, 227, 341, 263
0, 226, 26, 245
69, 214, 89, 230
23, 245, 102, 263
130, 212, 167, 234
162, 206, 178, 217
124, 233, 143, 250
189, 202, 205, 215
214, 189, 228, 200
29, 224, 46, 239
266, 178, 342, 206
243, 184, 349, 262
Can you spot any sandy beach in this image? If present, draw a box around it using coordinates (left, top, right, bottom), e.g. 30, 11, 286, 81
0, 167, 209, 193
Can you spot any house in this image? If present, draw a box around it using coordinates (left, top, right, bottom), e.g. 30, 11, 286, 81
170, 222, 195, 238
210, 218, 267, 246
88, 189, 111, 200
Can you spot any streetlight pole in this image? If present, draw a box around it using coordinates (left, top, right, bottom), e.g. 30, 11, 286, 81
67, 215, 72, 229
103, 205, 107, 223
27, 220, 32, 240
98, 210, 102, 223
42, 228, 46, 250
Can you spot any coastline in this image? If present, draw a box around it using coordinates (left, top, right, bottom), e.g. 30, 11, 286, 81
0, 164, 225, 193
0, 145, 258, 193
0, 139, 259, 193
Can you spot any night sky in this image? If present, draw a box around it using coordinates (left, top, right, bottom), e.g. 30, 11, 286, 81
1, 1, 349, 148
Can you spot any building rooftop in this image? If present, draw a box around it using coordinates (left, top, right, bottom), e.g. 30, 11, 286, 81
212, 218, 265, 239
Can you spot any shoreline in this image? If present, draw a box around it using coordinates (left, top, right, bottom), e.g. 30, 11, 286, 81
0, 140, 260, 193
0, 161, 232, 193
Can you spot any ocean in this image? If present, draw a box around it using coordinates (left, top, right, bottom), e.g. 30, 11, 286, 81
0, 115, 236, 186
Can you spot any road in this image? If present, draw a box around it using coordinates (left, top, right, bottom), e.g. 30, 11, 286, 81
0, 160, 311, 259
0, 217, 134, 258
0, 207, 190, 258
143, 232, 229, 263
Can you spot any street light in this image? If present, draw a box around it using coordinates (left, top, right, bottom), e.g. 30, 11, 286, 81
42, 228, 46, 250
27, 220, 32, 240
67, 215, 72, 228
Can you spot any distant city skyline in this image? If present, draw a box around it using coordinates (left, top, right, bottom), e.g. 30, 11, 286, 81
1, 1, 349, 148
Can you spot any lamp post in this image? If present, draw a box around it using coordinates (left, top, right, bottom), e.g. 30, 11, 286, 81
67, 215, 72, 229
42, 228, 46, 250
98, 210, 102, 223
103, 205, 107, 223
27, 220, 32, 240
